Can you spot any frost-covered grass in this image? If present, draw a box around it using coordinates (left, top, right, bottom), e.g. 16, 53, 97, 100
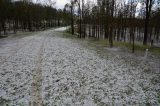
0, 28, 160, 106
80, 38, 160, 55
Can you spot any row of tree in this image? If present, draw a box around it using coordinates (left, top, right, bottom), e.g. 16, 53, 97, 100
67, 0, 160, 52
0, 0, 69, 35
1, 0, 159, 53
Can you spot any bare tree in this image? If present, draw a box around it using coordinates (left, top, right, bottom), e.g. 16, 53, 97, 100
143, 0, 155, 45
70, 0, 76, 35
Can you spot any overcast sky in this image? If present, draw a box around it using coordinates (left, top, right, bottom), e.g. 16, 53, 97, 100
32, 0, 144, 10
32, 0, 69, 9
55, 0, 69, 9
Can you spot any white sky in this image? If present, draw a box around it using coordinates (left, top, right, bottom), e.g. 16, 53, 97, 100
55, 0, 89, 9
55, 0, 69, 9
23, 0, 144, 10
32, 0, 69, 9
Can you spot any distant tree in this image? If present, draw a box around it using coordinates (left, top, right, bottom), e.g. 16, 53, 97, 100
0, 0, 65, 35
64, 4, 71, 26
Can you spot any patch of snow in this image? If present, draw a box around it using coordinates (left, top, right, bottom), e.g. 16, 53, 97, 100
0, 28, 159, 106
54, 27, 69, 32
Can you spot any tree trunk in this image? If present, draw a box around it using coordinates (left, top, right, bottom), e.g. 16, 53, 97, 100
143, 0, 153, 45
71, 6, 74, 35
143, 13, 149, 45
109, 27, 113, 47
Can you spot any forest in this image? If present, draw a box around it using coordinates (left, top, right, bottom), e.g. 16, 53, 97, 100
0, 0, 71, 35
1, 0, 160, 53
64, 0, 160, 53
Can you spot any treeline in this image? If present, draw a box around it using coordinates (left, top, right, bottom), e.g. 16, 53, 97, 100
0, 0, 68, 35
68, 0, 160, 52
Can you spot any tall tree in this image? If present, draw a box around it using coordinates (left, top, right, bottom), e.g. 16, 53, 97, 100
70, 0, 76, 35
143, 0, 154, 45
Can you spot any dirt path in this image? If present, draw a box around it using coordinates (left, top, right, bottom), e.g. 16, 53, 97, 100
0, 28, 159, 106
31, 36, 46, 106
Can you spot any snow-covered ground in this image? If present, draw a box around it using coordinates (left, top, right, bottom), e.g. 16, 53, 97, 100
54, 27, 69, 32
0, 28, 160, 106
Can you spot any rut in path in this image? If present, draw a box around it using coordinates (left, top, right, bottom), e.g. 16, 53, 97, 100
31, 37, 45, 106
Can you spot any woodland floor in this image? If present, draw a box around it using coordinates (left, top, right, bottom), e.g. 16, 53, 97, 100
0, 27, 160, 106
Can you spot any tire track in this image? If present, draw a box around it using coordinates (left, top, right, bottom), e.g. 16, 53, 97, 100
30, 36, 46, 106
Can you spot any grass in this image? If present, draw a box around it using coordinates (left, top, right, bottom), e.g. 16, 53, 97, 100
0, 31, 37, 40
84, 38, 160, 55
63, 29, 160, 55
0, 35, 8, 39
63, 32, 75, 38
63, 27, 78, 38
